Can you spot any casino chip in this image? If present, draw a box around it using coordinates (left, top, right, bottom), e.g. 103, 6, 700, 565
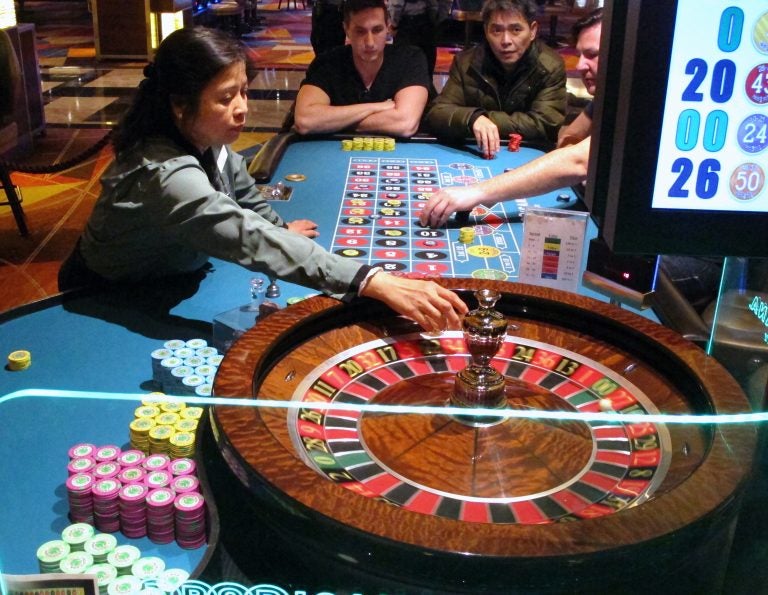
107, 575, 143, 595
37, 540, 71, 573
284, 173, 306, 182
60, 550, 94, 574
84, 532, 118, 563
62, 522, 95, 551
157, 568, 190, 592
7, 350, 31, 371
458, 227, 476, 244
508, 133, 522, 151
342, 136, 396, 152
83, 562, 118, 591
107, 544, 142, 574
131, 556, 166, 580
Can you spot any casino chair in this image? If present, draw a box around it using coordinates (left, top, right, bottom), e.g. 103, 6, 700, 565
277, 0, 305, 10
0, 27, 28, 237
207, 0, 245, 35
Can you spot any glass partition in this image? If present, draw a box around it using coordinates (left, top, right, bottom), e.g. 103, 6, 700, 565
2, 277, 766, 595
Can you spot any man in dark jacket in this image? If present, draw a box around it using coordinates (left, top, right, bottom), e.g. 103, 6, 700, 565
424, 0, 566, 156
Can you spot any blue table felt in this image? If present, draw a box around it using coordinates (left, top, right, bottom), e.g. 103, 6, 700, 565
0, 138, 655, 577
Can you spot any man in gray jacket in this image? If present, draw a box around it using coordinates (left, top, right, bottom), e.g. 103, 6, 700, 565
424, 0, 566, 157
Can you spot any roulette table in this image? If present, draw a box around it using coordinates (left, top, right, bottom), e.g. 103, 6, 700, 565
210, 278, 758, 593
247, 133, 582, 284
0, 134, 760, 592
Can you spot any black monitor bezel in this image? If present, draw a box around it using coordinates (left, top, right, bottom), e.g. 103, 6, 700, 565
586, 0, 768, 257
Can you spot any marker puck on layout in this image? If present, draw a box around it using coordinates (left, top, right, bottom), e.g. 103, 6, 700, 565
285, 173, 306, 182
7, 350, 31, 371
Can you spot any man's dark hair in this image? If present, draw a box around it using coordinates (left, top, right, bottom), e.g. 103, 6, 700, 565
481, 0, 539, 28
343, 0, 389, 24
572, 7, 603, 40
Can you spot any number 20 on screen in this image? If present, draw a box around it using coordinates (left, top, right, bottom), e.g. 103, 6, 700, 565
668, 6, 767, 200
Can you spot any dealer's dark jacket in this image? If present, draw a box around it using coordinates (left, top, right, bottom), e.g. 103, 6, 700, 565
424, 39, 566, 145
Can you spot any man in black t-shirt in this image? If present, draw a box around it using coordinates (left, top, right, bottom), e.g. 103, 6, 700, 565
292, 0, 433, 138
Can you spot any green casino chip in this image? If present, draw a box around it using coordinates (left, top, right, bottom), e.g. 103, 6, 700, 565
37, 539, 71, 567
84, 563, 118, 587
84, 533, 118, 561
107, 544, 141, 572
60, 551, 94, 574
61, 523, 95, 550
156, 568, 190, 592
131, 556, 166, 579
107, 575, 143, 595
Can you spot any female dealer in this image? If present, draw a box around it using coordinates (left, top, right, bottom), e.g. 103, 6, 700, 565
59, 27, 466, 332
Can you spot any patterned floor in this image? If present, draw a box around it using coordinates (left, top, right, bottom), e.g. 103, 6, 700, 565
0, 2, 585, 313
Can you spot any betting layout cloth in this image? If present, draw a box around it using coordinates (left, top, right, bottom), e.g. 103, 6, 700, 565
331, 156, 529, 281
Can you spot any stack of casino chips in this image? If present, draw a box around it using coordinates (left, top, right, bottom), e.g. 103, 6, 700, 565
35, 524, 97, 575
173, 491, 207, 549
7, 349, 31, 371
36, 539, 71, 573
37, 524, 189, 595
119, 482, 149, 538
129, 401, 204, 457
66, 472, 96, 525
84, 532, 118, 564
146, 487, 176, 544
35, 525, 190, 595
150, 338, 220, 397
65, 442, 207, 548
106, 544, 142, 577
458, 226, 476, 244
62, 521, 95, 551
93, 477, 122, 533
508, 132, 522, 152
60, 550, 95, 575
130, 555, 166, 583
341, 136, 396, 152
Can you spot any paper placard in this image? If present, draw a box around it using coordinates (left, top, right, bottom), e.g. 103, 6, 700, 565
518, 207, 588, 293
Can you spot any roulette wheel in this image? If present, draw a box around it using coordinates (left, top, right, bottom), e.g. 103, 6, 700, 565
210, 279, 756, 593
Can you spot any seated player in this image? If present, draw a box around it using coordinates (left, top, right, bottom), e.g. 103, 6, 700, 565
424, 0, 566, 157
419, 7, 601, 227
291, 0, 433, 138
59, 27, 467, 333
557, 7, 602, 148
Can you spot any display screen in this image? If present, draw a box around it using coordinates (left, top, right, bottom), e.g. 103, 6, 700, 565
652, 4, 768, 212
588, 0, 768, 257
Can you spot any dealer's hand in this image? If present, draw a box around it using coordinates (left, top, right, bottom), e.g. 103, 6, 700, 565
287, 219, 319, 238
472, 115, 500, 159
418, 185, 485, 228
360, 272, 468, 333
